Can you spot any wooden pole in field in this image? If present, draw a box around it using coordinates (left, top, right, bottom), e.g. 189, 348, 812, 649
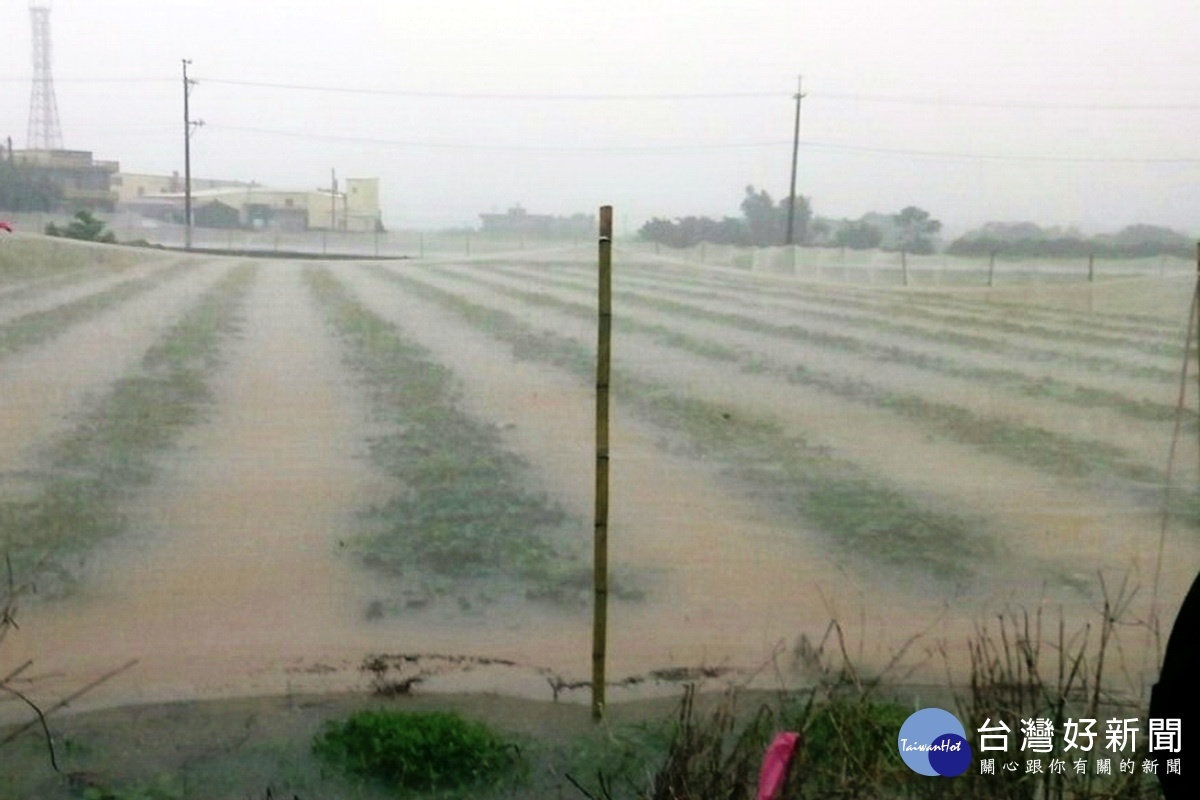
182, 59, 194, 251
785, 75, 804, 245
901, 250, 909, 286
592, 205, 613, 721
988, 250, 997, 287
1088, 253, 1095, 282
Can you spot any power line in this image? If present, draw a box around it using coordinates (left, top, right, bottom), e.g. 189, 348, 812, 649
0, 76, 173, 83
2, 74, 1198, 111
192, 76, 1200, 110
196, 77, 780, 100
811, 91, 1200, 111
203, 123, 1200, 164
203, 124, 786, 151
801, 140, 1200, 164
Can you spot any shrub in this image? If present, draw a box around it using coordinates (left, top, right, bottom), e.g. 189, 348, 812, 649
312, 709, 523, 794
45, 210, 117, 243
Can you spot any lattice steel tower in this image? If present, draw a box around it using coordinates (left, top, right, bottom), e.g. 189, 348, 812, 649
27, 1, 63, 151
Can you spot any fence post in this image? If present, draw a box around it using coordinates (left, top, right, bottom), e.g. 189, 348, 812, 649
988, 250, 997, 287
1088, 253, 1095, 283
901, 250, 909, 287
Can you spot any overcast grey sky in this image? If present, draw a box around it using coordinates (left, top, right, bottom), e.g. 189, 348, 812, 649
2, 1, 1198, 234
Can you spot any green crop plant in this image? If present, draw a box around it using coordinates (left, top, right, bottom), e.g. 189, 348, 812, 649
304, 267, 594, 609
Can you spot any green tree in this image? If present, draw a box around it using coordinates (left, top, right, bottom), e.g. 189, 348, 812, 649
740, 185, 781, 245
892, 206, 941, 254
835, 219, 884, 250
740, 185, 812, 246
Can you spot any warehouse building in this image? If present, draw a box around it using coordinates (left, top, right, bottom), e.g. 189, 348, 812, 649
115, 173, 382, 232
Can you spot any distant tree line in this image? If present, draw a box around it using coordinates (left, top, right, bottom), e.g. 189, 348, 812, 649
639, 188, 945, 255
946, 222, 1194, 259
0, 160, 60, 212
638, 190, 1192, 261
638, 186, 812, 247
812, 208, 943, 254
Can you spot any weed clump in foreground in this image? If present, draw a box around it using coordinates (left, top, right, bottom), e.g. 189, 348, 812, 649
585, 582, 1161, 800
313, 709, 524, 794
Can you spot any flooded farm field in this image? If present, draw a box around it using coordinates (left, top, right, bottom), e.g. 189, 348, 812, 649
1, 239, 1197, 731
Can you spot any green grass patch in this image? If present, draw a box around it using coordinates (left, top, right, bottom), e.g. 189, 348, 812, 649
313, 708, 524, 795
0, 263, 256, 595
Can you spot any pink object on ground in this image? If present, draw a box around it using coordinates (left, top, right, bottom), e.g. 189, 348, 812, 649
757, 731, 801, 800
0, 221, 12, 233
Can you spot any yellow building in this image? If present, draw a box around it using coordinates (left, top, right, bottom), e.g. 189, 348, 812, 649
116, 173, 381, 232
307, 178, 380, 232
113, 172, 251, 206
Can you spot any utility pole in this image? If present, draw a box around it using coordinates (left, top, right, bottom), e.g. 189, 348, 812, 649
182, 59, 201, 250
785, 74, 805, 246
330, 168, 338, 232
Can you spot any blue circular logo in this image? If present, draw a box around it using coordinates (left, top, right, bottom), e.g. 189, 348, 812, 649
897, 708, 972, 777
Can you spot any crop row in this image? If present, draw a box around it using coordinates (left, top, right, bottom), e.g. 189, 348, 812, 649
426, 265, 1200, 528
0, 260, 193, 361
599, 265, 1182, 357
501, 262, 1182, 386
0, 263, 122, 310
0, 263, 256, 596
616, 254, 1186, 334
482, 264, 1185, 422
362, 264, 996, 581
303, 267, 610, 614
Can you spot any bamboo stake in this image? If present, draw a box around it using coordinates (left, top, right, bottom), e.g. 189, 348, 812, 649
592, 206, 613, 721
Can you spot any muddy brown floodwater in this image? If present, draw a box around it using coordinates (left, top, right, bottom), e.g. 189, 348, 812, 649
1, 253, 1195, 725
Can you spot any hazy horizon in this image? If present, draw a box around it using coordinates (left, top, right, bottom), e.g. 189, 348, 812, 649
1, 0, 1197, 235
